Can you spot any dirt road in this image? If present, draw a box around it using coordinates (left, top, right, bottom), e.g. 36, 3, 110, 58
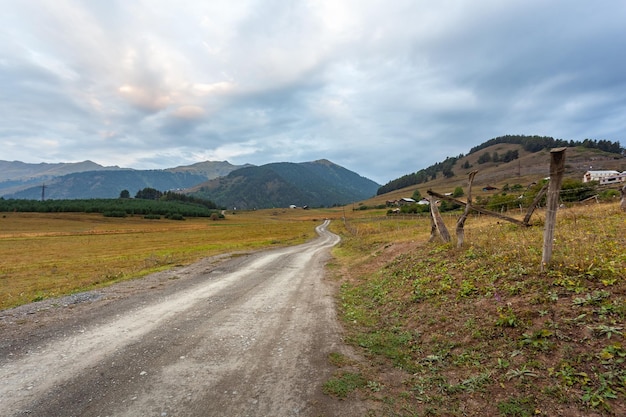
0, 220, 366, 417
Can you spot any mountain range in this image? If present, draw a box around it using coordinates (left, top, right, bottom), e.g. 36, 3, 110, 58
0, 159, 380, 209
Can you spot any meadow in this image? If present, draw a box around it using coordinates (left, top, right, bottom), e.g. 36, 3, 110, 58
2, 200, 624, 415
327, 202, 625, 416
0, 209, 338, 310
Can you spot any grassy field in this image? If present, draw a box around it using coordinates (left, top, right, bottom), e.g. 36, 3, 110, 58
3, 201, 624, 415
327, 202, 625, 416
0, 209, 340, 310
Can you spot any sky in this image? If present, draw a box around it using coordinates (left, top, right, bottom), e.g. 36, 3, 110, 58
1, 1, 625, 185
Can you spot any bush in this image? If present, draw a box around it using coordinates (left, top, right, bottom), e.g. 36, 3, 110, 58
103, 210, 127, 218
400, 204, 430, 214
440, 200, 461, 212
560, 178, 597, 202
599, 189, 619, 201
484, 193, 519, 212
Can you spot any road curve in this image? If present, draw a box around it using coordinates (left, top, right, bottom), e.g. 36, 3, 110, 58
0, 220, 365, 417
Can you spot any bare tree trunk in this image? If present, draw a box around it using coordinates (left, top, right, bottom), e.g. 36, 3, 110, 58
455, 171, 478, 248
541, 148, 567, 272
621, 184, 626, 212
429, 195, 451, 243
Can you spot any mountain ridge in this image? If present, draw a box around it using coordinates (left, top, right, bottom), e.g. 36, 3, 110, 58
0, 160, 248, 199
187, 160, 380, 209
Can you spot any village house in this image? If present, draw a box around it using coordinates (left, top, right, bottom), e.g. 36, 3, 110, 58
582, 170, 625, 185
386, 197, 419, 207
398, 197, 416, 205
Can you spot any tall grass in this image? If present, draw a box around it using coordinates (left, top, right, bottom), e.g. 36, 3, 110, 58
0, 210, 322, 310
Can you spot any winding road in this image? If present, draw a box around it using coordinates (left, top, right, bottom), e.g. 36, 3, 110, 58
0, 220, 365, 416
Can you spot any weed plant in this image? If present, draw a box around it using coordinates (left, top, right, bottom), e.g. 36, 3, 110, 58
330, 202, 625, 415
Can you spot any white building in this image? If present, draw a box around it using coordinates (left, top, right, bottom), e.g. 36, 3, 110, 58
582, 170, 625, 184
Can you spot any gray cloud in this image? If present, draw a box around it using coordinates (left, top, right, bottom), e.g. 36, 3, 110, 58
1, 0, 625, 184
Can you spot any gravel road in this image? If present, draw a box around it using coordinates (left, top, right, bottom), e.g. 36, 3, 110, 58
0, 220, 366, 417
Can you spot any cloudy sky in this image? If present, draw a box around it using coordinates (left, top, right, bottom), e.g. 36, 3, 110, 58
1, 1, 625, 184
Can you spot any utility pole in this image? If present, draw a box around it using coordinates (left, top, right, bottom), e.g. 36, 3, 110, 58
41, 183, 47, 201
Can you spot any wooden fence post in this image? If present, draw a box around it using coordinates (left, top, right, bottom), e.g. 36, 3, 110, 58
428, 209, 438, 242
541, 147, 567, 272
523, 182, 548, 225
429, 195, 451, 243
455, 171, 477, 248
621, 184, 626, 212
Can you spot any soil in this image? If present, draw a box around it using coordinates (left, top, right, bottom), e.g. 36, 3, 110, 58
0, 221, 367, 417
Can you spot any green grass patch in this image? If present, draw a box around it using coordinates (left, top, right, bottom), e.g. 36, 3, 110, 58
322, 372, 366, 398
497, 396, 537, 417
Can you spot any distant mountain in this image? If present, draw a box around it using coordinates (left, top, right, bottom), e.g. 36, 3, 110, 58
0, 160, 119, 182
5, 170, 208, 200
165, 160, 254, 177
188, 159, 380, 209
1, 160, 248, 199
0, 160, 124, 197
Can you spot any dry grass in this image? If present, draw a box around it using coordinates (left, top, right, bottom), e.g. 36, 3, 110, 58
0, 209, 333, 310
329, 202, 626, 416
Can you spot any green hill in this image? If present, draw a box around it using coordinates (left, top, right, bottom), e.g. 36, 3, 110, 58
377, 135, 624, 197
188, 159, 380, 209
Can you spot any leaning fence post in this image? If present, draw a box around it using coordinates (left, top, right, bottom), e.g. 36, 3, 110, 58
621, 184, 626, 212
541, 147, 567, 272
429, 195, 451, 243
455, 170, 477, 248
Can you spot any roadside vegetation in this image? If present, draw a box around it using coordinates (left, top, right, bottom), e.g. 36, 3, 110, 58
327, 202, 625, 416
0, 209, 327, 310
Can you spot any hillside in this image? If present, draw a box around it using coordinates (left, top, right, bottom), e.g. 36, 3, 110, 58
330, 202, 625, 415
5, 170, 208, 200
0, 160, 124, 197
367, 145, 625, 206
376, 135, 624, 198
188, 159, 380, 209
